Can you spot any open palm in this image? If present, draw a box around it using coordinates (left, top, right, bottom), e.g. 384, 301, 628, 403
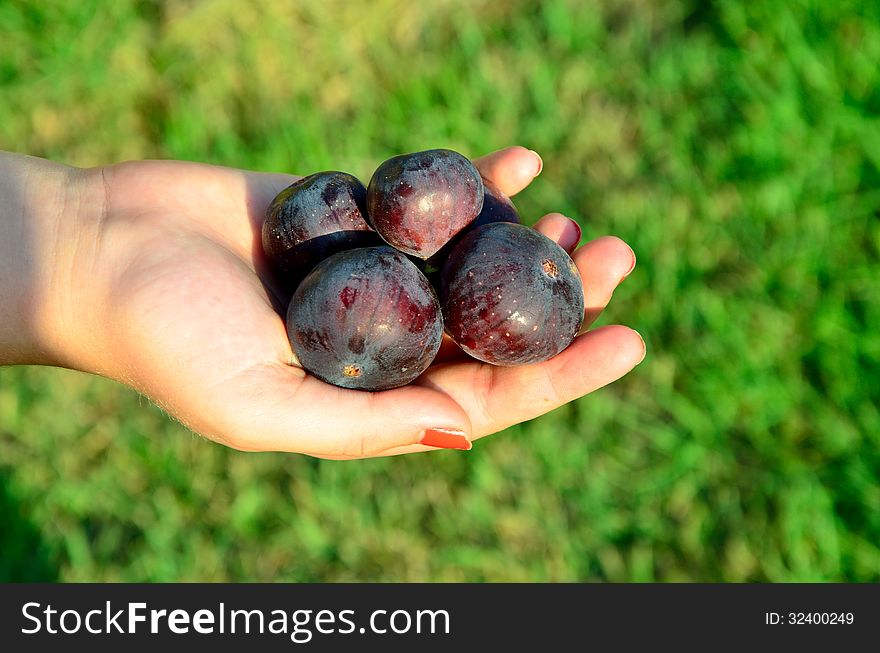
90, 147, 643, 458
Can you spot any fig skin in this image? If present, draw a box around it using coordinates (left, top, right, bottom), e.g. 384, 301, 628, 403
287, 246, 443, 391
262, 171, 380, 290
440, 222, 584, 366
424, 175, 521, 275
473, 176, 521, 226
366, 149, 483, 259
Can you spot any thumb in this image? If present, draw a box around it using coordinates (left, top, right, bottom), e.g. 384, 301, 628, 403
210, 363, 473, 458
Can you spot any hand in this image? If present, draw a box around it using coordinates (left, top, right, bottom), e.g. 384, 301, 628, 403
23, 147, 644, 458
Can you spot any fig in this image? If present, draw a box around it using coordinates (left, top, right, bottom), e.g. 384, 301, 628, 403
440, 222, 584, 366
287, 246, 443, 390
262, 172, 380, 290
366, 149, 483, 259
424, 175, 521, 275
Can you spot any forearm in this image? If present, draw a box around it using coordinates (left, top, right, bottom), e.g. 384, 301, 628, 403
0, 151, 98, 366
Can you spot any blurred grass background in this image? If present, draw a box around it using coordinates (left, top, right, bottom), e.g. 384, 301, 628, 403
1, 0, 879, 581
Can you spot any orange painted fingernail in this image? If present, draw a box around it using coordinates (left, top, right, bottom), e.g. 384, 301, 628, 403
419, 428, 472, 450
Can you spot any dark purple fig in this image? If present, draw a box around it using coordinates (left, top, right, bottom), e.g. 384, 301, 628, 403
474, 176, 520, 226
366, 149, 483, 259
287, 246, 443, 391
424, 175, 521, 275
441, 222, 584, 366
262, 171, 380, 290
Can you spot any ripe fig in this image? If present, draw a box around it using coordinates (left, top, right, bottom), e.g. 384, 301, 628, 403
366, 149, 483, 259
424, 175, 521, 274
441, 222, 584, 366
262, 172, 380, 290
287, 246, 443, 391
473, 176, 521, 226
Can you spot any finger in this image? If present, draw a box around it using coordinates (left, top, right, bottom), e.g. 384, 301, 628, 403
571, 236, 636, 330
533, 213, 582, 254
419, 325, 645, 439
210, 363, 474, 458
473, 146, 542, 197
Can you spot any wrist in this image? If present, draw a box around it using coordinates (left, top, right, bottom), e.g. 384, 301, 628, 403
0, 152, 106, 369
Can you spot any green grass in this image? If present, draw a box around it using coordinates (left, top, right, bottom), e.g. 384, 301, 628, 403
1, 0, 879, 581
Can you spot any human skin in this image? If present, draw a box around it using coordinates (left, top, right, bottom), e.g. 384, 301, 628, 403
0, 147, 644, 459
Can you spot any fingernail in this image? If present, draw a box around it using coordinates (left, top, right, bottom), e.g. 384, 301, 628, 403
529, 150, 543, 177
621, 249, 637, 282
636, 331, 647, 364
419, 428, 472, 450
567, 218, 582, 247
